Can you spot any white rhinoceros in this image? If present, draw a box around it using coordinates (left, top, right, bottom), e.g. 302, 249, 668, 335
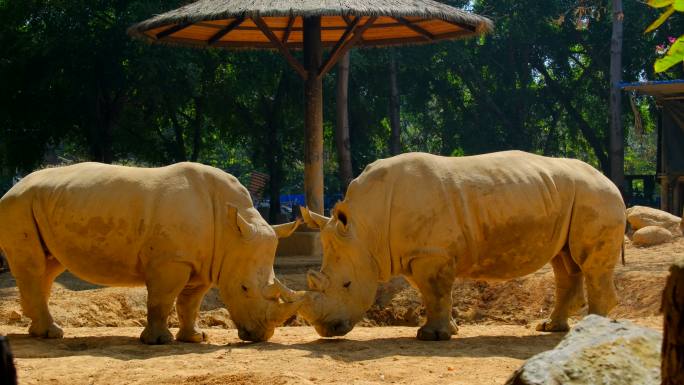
300, 151, 626, 340
0, 162, 302, 344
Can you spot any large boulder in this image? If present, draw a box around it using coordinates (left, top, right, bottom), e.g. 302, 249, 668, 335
632, 226, 674, 247
626, 205, 682, 236
506, 315, 661, 385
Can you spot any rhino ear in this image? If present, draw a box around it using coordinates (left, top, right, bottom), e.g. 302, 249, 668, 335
272, 219, 301, 239
227, 205, 256, 239
333, 202, 351, 234
300, 206, 330, 230
307, 270, 330, 291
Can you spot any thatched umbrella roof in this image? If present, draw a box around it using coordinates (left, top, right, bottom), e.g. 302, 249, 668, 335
128, 0, 492, 50
129, 1, 492, 214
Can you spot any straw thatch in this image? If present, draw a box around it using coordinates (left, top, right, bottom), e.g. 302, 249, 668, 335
128, 0, 493, 49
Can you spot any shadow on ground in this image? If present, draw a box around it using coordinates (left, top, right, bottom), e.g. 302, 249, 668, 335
7, 330, 563, 362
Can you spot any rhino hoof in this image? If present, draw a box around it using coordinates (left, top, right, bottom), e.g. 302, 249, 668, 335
535, 319, 569, 332
176, 329, 208, 343
140, 327, 174, 345
29, 323, 64, 339
417, 326, 452, 341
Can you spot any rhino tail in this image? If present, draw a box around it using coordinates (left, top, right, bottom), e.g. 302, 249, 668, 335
621, 238, 625, 266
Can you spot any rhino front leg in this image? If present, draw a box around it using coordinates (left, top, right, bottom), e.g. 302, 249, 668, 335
408, 256, 457, 341
141, 262, 191, 345
175, 283, 211, 343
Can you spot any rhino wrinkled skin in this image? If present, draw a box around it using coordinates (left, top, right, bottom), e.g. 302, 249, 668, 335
0, 162, 302, 344
300, 151, 626, 340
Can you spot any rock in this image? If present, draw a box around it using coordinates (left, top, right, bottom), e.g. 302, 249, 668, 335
200, 309, 233, 328
632, 226, 673, 246
7, 311, 22, 323
506, 315, 661, 385
626, 206, 682, 236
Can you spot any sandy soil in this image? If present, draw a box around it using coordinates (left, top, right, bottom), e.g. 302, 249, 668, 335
0, 238, 681, 384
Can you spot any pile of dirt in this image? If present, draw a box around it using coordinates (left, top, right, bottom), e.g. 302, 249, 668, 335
0, 238, 681, 332
362, 238, 681, 328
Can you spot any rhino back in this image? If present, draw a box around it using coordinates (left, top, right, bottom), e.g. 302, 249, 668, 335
346, 151, 623, 280
0, 162, 251, 286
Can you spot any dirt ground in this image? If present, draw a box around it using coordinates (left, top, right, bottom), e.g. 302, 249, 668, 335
0, 237, 681, 385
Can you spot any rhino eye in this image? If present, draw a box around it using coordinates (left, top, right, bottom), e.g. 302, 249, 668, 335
343, 281, 351, 288
241, 285, 248, 292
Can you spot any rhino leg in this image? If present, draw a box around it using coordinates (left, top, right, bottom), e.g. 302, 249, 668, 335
141, 262, 192, 345
585, 269, 618, 316
9, 246, 65, 339
536, 250, 584, 332
175, 283, 211, 343
408, 256, 457, 341
566, 205, 622, 319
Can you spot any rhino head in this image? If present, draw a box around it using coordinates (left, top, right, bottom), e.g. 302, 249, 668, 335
218, 206, 304, 342
298, 204, 380, 337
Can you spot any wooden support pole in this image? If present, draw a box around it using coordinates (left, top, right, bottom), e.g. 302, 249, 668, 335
208, 17, 244, 46
318, 16, 377, 79
282, 16, 295, 44
318, 17, 361, 78
303, 16, 324, 214
609, 0, 625, 195
661, 256, 684, 385
395, 17, 434, 40
254, 16, 308, 79
156, 22, 193, 40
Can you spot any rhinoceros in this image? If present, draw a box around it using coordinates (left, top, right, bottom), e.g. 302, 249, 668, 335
300, 151, 625, 340
0, 162, 302, 344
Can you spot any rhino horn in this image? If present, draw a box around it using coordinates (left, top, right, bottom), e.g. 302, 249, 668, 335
273, 278, 305, 302
271, 219, 301, 239
269, 297, 304, 325
261, 278, 304, 302
300, 207, 330, 230
307, 270, 330, 291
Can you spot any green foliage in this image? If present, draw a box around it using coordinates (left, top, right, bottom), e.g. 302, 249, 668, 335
0, 0, 661, 199
645, 0, 684, 72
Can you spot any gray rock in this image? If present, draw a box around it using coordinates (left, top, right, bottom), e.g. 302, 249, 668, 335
506, 315, 662, 385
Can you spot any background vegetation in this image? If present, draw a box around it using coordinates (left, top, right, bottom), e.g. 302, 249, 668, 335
0, 0, 681, 220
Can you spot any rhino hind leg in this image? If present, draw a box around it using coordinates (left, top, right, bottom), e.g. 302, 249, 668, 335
141, 262, 192, 345
536, 250, 584, 332
175, 283, 211, 343
11, 251, 65, 339
584, 269, 618, 316
408, 255, 457, 341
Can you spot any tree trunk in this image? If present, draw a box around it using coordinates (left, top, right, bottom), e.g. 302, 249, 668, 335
191, 97, 203, 163
267, 73, 288, 224
91, 111, 114, 164
170, 115, 187, 162
335, 52, 354, 194
303, 16, 324, 214
267, 124, 282, 224
661, 257, 684, 385
609, 0, 625, 195
388, 49, 401, 155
